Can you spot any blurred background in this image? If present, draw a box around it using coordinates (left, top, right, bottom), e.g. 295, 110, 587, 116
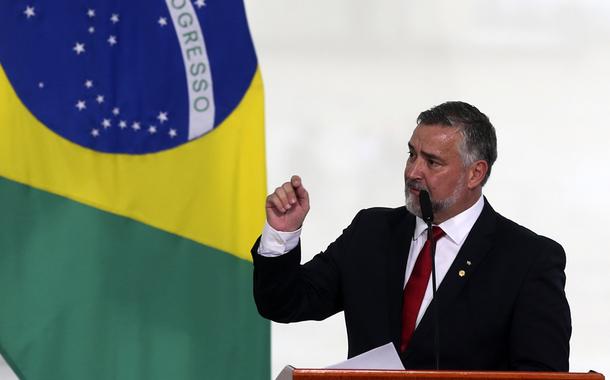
244, 0, 610, 378
2, 0, 610, 378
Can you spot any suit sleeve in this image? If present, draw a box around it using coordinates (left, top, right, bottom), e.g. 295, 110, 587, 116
509, 237, 572, 371
251, 211, 362, 323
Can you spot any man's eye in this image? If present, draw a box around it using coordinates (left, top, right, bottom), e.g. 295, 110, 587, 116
428, 159, 439, 167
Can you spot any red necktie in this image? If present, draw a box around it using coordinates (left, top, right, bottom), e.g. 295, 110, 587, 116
400, 226, 445, 352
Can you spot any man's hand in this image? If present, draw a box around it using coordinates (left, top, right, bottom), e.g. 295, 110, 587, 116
266, 175, 310, 232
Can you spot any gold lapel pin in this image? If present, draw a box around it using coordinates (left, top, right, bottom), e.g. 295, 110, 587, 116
458, 270, 466, 277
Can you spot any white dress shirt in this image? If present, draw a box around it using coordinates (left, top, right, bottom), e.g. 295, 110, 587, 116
407, 195, 484, 327
257, 195, 485, 328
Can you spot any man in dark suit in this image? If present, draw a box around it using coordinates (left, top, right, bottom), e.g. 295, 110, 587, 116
252, 101, 571, 371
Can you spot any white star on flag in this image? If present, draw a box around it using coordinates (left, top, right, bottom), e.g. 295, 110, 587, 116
110, 14, 120, 24
157, 112, 168, 123
73, 42, 86, 55
91, 129, 99, 137
87, 9, 95, 18
132, 122, 141, 131
88, 26, 95, 34
158, 17, 168, 27
75, 100, 87, 111
194, 0, 206, 9
169, 129, 177, 138
96, 95, 104, 104
108, 35, 118, 46
101, 119, 112, 129
148, 126, 157, 134
38, 82, 44, 89
24, 6, 36, 18
112, 107, 120, 116
84, 80, 93, 88
119, 121, 127, 129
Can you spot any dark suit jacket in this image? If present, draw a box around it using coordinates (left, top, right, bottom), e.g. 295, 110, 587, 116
252, 200, 571, 371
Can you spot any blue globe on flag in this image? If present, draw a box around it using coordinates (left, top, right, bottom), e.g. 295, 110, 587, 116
0, 0, 257, 154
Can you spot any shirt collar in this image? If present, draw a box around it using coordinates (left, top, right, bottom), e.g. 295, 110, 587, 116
413, 194, 485, 245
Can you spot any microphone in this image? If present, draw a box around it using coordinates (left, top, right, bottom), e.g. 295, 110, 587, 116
419, 190, 441, 370
419, 190, 433, 224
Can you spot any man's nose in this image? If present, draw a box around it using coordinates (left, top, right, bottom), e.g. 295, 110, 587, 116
405, 158, 424, 180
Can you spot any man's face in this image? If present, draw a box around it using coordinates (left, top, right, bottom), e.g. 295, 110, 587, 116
404, 124, 477, 223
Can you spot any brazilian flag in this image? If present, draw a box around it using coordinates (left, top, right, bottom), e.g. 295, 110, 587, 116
0, 0, 268, 379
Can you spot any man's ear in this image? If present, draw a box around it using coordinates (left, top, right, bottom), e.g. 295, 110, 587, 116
467, 160, 489, 189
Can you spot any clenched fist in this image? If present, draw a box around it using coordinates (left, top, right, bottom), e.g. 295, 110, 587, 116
266, 175, 310, 232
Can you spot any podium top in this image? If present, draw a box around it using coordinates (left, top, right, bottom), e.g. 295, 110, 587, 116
290, 370, 604, 380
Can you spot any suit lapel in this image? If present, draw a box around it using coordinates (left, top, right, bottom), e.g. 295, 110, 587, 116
386, 209, 416, 347
410, 199, 497, 347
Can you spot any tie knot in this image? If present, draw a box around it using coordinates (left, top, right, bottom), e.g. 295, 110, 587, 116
431, 226, 445, 242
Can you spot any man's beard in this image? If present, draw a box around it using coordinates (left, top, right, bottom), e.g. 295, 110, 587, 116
404, 178, 464, 219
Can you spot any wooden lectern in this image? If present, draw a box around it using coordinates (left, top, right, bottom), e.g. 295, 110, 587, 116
281, 369, 605, 380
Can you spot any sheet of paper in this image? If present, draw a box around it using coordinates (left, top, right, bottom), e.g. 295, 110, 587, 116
274, 342, 404, 380
275, 365, 295, 380
325, 342, 405, 370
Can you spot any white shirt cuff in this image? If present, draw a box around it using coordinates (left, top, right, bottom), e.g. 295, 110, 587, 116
257, 221, 302, 257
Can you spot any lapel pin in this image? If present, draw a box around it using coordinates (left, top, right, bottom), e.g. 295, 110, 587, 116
458, 270, 466, 277
466, 260, 472, 266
